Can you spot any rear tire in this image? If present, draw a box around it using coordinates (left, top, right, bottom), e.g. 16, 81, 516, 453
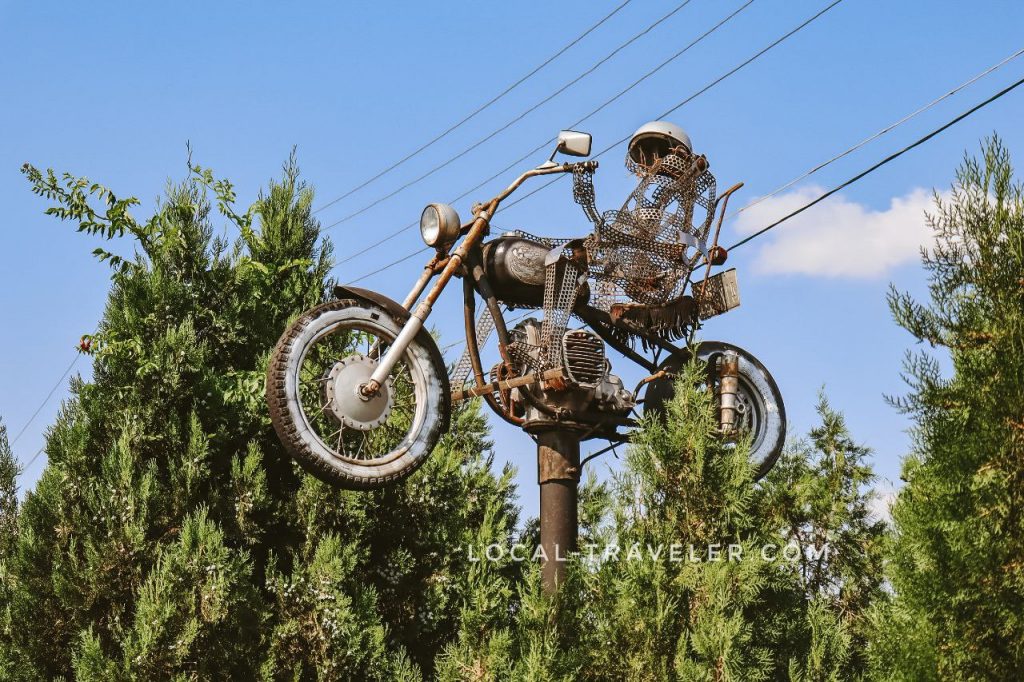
266, 298, 450, 489
643, 341, 785, 481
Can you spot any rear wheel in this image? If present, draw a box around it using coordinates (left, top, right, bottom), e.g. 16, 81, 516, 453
266, 298, 450, 489
643, 341, 785, 480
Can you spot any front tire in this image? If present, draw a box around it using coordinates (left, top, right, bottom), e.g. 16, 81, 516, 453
266, 298, 450, 489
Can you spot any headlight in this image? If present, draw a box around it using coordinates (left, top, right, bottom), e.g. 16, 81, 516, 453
419, 203, 461, 248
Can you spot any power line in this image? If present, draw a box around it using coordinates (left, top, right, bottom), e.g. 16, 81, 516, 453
490, 0, 849, 213
440, 310, 534, 355
343, 0, 845, 284
321, 0, 699, 231
345, 247, 430, 285
726, 73, 1024, 251
21, 445, 47, 476
333, 0, 759, 266
312, 0, 634, 216
9, 353, 79, 447
727, 45, 1024, 221
347, 74, 1024, 369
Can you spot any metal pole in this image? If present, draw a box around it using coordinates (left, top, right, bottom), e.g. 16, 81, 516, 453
536, 429, 581, 593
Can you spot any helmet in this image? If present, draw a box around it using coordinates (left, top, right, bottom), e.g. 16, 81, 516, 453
627, 120, 692, 168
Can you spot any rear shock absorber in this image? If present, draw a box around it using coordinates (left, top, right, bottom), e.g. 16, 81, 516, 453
718, 350, 740, 434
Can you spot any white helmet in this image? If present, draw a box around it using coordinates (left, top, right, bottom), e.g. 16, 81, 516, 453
627, 120, 692, 168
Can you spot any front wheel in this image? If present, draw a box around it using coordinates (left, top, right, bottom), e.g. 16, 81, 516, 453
266, 298, 450, 489
643, 341, 786, 481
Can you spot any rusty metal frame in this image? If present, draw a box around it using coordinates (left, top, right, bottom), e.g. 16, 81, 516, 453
361, 162, 584, 396
695, 181, 744, 300
451, 367, 566, 403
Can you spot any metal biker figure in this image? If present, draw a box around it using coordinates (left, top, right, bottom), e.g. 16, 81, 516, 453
266, 122, 786, 489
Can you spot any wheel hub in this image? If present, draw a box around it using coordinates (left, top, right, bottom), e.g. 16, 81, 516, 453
323, 355, 393, 431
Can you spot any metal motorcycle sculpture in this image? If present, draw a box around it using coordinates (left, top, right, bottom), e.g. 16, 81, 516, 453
266, 122, 785, 489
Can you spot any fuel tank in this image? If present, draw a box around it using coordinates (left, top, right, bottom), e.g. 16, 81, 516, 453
481, 235, 589, 308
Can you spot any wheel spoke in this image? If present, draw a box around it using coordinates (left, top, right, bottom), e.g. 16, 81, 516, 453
302, 376, 332, 386
289, 315, 427, 466
310, 400, 331, 420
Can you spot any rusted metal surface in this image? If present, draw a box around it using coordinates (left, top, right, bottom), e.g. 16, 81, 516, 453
535, 429, 581, 593
537, 434, 581, 484
708, 245, 728, 266
399, 255, 444, 310
694, 268, 741, 320
696, 181, 743, 300
718, 350, 740, 434
450, 367, 565, 403
459, 275, 525, 425
633, 369, 669, 395
463, 278, 487, 388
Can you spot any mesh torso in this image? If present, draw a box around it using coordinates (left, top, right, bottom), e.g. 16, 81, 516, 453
573, 146, 716, 311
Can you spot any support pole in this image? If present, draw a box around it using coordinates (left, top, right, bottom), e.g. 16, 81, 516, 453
536, 429, 581, 593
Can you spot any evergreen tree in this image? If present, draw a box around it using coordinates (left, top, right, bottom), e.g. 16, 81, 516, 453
0, 422, 20, 676
761, 394, 887, 677
1, 157, 519, 680
869, 137, 1024, 678
0, 423, 18, 561
1, 152, 892, 680
437, 363, 886, 681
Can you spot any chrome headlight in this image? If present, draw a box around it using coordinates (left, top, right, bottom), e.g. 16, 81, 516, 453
419, 203, 461, 248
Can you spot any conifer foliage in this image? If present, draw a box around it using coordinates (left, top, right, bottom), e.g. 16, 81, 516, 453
1, 157, 519, 679
436, 364, 886, 681
870, 137, 1024, 679
15, 141, 1014, 678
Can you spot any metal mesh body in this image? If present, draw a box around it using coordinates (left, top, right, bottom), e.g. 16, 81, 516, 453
497, 230, 583, 368
541, 259, 584, 366
452, 307, 494, 387
573, 147, 716, 311
468, 150, 717, 375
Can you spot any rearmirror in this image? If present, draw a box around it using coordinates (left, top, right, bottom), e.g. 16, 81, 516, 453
556, 130, 592, 157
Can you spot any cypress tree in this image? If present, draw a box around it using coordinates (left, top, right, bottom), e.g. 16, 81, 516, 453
0, 423, 17, 562
1, 157, 518, 679
0, 423, 20, 677
437, 363, 886, 681
870, 136, 1024, 678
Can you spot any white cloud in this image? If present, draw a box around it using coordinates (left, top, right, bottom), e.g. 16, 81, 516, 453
867, 483, 899, 525
731, 186, 941, 278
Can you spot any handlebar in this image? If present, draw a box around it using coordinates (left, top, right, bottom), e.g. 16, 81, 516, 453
568, 160, 599, 173
486, 160, 600, 211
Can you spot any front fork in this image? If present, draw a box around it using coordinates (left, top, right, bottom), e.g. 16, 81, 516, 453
360, 207, 494, 396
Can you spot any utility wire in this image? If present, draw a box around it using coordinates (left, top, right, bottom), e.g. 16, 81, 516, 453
9, 353, 79, 447
312, 0, 634, 215
334, 0, 758, 266
322, 0, 698, 231
22, 445, 47, 476
343, 0, 845, 284
726, 73, 1024, 251
352, 73, 1024, 364
727, 45, 1024, 221
346, 247, 430, 285
490, 0, 849, 215
440, 310, 533, 354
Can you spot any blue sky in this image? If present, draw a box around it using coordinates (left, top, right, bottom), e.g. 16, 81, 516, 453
2, 0, 1022, 518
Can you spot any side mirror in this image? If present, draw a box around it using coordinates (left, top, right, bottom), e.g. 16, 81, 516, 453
556, 130, 592, 157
